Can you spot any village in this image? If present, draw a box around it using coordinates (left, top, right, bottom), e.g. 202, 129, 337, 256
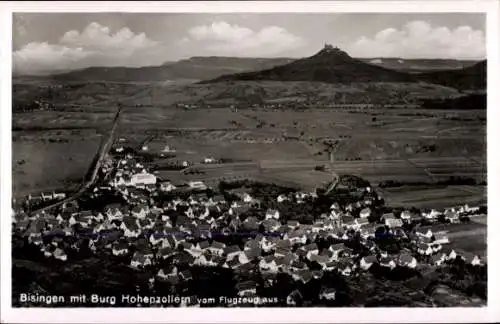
12, 143, 487, 306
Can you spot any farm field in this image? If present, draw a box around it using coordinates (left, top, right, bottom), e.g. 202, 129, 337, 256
380, 185, 486, 209
12, 130, 102, 198
13, 111, 115, 131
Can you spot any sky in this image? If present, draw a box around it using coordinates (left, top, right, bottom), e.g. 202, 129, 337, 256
12, 13, 486, 75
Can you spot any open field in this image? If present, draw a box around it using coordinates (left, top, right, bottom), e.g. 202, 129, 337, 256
379, 185, 486, 209
12, 130, 102, 198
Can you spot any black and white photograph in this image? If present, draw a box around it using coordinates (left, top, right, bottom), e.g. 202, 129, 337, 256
1, 1, 499, 323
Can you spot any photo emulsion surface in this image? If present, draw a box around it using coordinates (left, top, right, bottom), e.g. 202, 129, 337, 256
11, 12, 487, 308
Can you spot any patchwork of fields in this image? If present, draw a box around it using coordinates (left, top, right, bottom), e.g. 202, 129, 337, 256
12, 81, 487, 210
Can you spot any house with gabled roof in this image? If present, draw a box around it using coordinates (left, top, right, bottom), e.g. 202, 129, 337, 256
287, 289, 303, 306
355, 217, 370, 228
260, 236, 278, 253
309, 253, 330, 268
359, 208, 371, 219
275, 254, 294, 270
360, 224, 377, 239
239, 247, 261, 264
319, 287, 337, 301
400, 210, 412, 222
130, 251, 153, 269
171, 251, 196, 266
292, 269, 313, 284
208, 241, 226, 256
53, 248, 68, 261
261, 219, 281, 233
224, 257, 242, 269
285, 230, 307, 245
417, 243, 433, 256
431, 253, 447, 266
444, 210, 459, 223
120, 216, 141, 238
162, 233, 181, 249
300, 243, 319, 259
27, 219, 45, 245
244, 239, 260, 251
105, 204, 125, 221
341, 215, 355, 228
379, 256, 397, 269
242, 216, 259, 231
111, 241, 129, 256
265, 209, 280, 220
416, 228, 433, 239
456, 250, 483, 266
287, 220, 300, 229
290, 259, 307, 271
397, 253, 417, 268
75, 210, 94, 227
224, 245, 241, 260
328, 243, 346, 259
179, 269, 193, 281
433, 231, 450, 245
386, 218, 403, 228
157, 265, 178, 281
236, 281, 257, 297
158, 246, 175, 260
360, 255, 378, 270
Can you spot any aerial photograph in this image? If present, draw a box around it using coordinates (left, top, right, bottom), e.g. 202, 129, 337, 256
11, 12, 487, 307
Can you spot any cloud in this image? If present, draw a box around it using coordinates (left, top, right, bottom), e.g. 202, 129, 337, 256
180, 21, 305, 57
348, 20, 485, 59
13, 22, 164, 75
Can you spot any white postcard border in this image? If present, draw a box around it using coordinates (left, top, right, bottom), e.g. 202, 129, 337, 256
1, 1, 499, 323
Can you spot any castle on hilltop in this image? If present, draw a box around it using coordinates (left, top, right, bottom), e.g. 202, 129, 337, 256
323, 43, 341, 52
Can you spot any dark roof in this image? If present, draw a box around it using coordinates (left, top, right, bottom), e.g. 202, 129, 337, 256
180, 270, 193, 280
224, 245, 241, 254
302, 243, 318, 251
236, 281, 257, 291
276, 240, 292, 249
363, 255, 378, 263
244, 247, 262, 260
198, 241, 210, 249
171, 251, 195, 265
158, 247, 174, 257
330, 243, 345, 251
341, 215, 354, 223
227, 258, 241, 268
382, 212, 395, 219
398, 253, 414, 263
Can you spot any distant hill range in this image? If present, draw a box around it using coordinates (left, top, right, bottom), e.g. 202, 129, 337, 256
16, 45, 482, 88
205, 45, 486, 90
416, 60, 486, 90
29, 57, 295, 83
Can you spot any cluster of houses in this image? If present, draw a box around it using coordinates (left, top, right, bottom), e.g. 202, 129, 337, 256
13, 146, 486, 303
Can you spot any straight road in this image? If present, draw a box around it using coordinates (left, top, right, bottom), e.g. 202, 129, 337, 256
28, 106, 122, 215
